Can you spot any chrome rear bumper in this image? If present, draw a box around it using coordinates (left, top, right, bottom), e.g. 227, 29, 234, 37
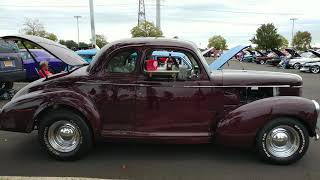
312, 100, 320, 140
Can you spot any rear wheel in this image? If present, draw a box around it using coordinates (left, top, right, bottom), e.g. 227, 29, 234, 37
293, 63, 301, 69
260, 60, 265, 65
38, 110, 93, 160
310, 65, 320, 74
256, 117, 309, 165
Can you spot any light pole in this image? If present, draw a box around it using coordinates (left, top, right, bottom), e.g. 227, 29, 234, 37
156, 0, 160, 29
290, 18, 298, 46
89, 0, 96, 48
74, 15, 82, 48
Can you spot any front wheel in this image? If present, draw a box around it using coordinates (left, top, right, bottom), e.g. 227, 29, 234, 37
256, 117, 309, 165
293, 63, 301, 70
260, 60, 265, 65
38, 110, 93, 160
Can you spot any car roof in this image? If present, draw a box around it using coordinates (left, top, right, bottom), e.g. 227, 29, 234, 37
103, 38, 198, 51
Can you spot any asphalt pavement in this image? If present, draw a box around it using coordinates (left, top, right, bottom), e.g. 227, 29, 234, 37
1, 60, 320, 180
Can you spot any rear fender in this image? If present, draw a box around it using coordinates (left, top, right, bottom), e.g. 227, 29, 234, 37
215, 96, 318, 147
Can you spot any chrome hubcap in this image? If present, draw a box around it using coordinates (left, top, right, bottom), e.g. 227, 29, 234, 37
294, 64, 300, 69
266, 126, 300, 158
311, 66, 319, 73
260, 60, 265, 64
48, 121, 80, 153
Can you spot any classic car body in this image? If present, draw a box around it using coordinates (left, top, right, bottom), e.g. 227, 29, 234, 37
0, 35, 319, 164
288, 50, 320, 69
20, 49, 66, 81
0, 38, 26, 94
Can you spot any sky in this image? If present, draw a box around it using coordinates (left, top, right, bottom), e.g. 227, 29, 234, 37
0, 0, 320, 48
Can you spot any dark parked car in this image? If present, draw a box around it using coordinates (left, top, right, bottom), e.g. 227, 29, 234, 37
20, 49, 66, 81
254, 50, 273, 64
266, 49, 286, 66
0, 35, 319, 165
0, 38, 25, 94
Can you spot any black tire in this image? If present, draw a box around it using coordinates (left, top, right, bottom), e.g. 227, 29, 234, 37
0, 82, 14, 90
293, 63, 301, 70
38, 110, 93, 160
256, 117, 309, 165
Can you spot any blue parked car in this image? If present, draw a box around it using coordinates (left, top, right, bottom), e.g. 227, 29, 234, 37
20, 49, 66, 81
76, 49, 98, 63
0, 38, 26, 96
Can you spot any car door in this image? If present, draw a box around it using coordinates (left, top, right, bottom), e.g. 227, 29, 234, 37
134, 48, 221, 142
93, 48, 140, 137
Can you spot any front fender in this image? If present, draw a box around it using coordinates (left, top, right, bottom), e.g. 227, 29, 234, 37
214, 96, 318, 147
0, 89, 100, 137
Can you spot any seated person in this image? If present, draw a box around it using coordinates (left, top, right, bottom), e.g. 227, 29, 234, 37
38, 61, 53, 78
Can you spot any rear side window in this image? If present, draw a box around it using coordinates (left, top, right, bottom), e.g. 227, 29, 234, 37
0, 39, 19, 53
106, 50, 138, 73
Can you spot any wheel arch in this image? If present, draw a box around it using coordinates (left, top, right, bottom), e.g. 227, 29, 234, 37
253, 115, 312, 147
32, 93, 101, 140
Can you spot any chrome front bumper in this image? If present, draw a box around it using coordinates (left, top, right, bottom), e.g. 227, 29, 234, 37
312, 100, 320, 140
300, 67, 310, 72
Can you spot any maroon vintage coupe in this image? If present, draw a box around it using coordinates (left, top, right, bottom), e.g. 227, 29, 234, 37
0, 35, 319, 165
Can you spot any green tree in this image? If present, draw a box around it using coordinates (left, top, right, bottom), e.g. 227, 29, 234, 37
131, 21, 163, 37
292, 31, 312, 51
79, 42, 89, 48
279, 35, 289, 49
59, 40, 78, 50
250, 23, 282, 50
44, 32, 58, 41
96, 34, 108, 48
20, 18, 58, 41
207, 35, 227, 50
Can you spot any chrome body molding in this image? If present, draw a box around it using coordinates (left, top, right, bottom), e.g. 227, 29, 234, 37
77, 81, 295, 88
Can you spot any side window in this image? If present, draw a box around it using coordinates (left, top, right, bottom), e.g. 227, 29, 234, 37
143, 49, 200, 81
106, 50, 138, 73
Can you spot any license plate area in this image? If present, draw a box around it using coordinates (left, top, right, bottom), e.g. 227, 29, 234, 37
3, 60, 14, 67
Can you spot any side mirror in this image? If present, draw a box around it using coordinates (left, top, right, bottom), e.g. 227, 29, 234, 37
194, 65, 199, 72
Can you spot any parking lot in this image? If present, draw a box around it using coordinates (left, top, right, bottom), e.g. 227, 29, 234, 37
1, 60, 320, 180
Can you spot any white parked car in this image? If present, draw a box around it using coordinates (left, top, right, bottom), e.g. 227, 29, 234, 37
300, 61, 320, 73
288, 51, 320, 69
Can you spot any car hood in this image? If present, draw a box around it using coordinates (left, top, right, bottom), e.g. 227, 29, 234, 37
221, 70, 302, 87
209, 45, 250, 70
285, 48, 301, 57
1, 35, 87, 66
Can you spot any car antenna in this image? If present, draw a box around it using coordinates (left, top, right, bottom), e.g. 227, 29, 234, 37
21, 41, 48, 79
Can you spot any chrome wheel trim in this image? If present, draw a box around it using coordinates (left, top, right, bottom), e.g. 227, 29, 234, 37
293, 63, 300, 69
260, 60, 265, 64
311, 66, 320, 74
265, 125, 300, 158
47, 120, 81, 153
